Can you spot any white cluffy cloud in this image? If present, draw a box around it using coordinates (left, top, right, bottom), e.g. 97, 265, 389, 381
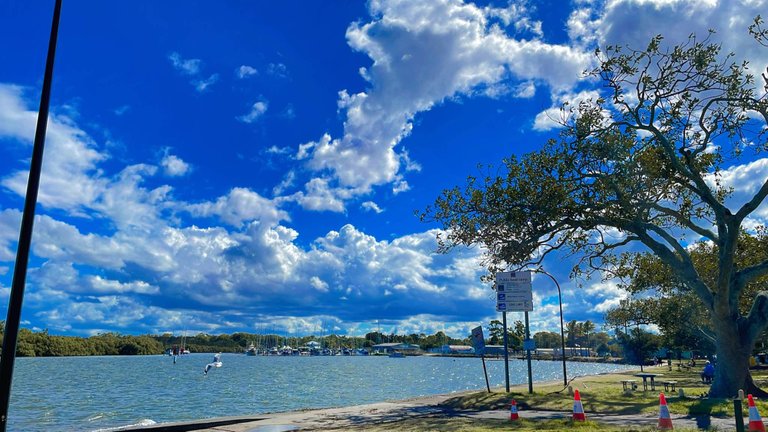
0, 81, 496, 335
168, 52, 219, 93
361, 201, 383, 213
237, 65, 258, 78
238, 101, 268, 123
0, 84, 107, 214
161, 153, 191, 177
566, 0, 768, 82
296, 0, 591, 211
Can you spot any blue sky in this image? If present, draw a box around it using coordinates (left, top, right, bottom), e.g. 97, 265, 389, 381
1, 0, 767, 338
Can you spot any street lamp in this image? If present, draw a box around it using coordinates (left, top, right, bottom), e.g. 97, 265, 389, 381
537, 270, 568, 387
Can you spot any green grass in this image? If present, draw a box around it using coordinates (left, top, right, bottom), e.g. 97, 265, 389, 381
332, 418, 702, 431
439, 365, 768, 418
324, 365, 768, 431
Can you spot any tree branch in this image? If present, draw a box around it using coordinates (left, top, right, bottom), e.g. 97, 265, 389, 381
744, 292, 768, 343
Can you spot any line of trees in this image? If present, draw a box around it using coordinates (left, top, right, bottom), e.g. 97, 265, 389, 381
0, 323, 471, 357
488, 319, 620, 357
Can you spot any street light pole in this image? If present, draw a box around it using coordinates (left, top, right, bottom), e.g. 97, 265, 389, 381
538, 270, 568, 387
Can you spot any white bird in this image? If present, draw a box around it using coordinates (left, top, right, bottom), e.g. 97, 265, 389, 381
203, 353, 223, 375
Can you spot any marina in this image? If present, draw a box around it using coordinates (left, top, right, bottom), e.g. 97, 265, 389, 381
9, 354, 631, 431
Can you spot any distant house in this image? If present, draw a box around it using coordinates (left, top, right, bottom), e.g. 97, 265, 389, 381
372, 342, 421, 354
541, 347, 595, 358
483, 345, 507, 356
440, 345, 474, 354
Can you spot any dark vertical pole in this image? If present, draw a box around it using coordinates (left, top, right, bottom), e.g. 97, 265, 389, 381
539, 271, 568, 387
734, 397, 744, 432
481, 355, 491, 393
0, 1, 62, 429
525, 311, 533, 394
557, 285, 568, 386
502, 311, 510, 392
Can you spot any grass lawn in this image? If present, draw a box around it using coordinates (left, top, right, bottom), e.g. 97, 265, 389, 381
439, 364, 768, 417
329, 364, 768, 431
332, 418, 703, 431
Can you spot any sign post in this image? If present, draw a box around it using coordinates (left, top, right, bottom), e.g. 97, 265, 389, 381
524, 311, 533, 394
496, 271, 534, 394
471, 326, 490, 393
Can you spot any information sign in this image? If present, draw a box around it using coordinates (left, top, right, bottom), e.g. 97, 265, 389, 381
470, 326, 485, 355
523, 339, 536, 351
495, 271, 533, 312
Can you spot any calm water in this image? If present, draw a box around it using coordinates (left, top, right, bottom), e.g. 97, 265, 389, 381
9, 354, 631, 431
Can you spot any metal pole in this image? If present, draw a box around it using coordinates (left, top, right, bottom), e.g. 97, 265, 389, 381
502, 311, 510, 392
735, 389, 745, 432
538, 270, 568, 387
0, 1, 62, 429
481, 355, 491, 393
734, 398, 744, 432
525, 311, 533, 394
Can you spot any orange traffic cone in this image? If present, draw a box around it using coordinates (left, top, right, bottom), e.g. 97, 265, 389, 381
572, 389, 586, 421
658, 392, 673, 430
509, 399, 519, 421
748, 394, 766, 432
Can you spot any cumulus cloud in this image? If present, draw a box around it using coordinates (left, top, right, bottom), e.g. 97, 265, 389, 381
168, 52, 219, 92
87, 275, 159, 294
238, 101, 268, 123
6, 0, 765, 338
194, 74, 220, 92
573, 0, 768, 77
585, 280, 628, 313
0, 209, 21, 261
0, 84, 108, 213
169, 52, 201, 75
361, 201, 383, 213
267, 62, 289, 78
161, 153, 191, 177
185, 187, 288, 227
114, 105, 130, 116
705, 158, 768, 224
283, 177, 352, 213
236, 65, 258, 78
296, 0, 591, 211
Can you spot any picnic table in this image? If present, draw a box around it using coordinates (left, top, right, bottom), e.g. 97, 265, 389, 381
620, 379, 637, 391
634, 373, 662, 391
660, 380, 678, 392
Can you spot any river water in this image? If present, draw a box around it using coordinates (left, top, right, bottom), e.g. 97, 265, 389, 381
9, 354, 631, 431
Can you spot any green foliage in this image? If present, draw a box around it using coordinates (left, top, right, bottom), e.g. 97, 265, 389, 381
533, 331, 561, 348
486, 319, 524, 348
606, 231, 768, 355
422, 23, 768, 396
617, 328, 661, 366
0, 327, 468, 357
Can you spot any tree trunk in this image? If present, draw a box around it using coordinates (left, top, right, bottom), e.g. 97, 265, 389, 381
710, 316, 768, 398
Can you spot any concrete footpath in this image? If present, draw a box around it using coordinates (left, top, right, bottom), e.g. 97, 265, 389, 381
129, 390, 740, 432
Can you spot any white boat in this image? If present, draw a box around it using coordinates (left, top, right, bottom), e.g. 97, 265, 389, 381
245, 343, 258, 356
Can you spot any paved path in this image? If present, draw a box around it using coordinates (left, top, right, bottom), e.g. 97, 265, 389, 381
128, 391, 741, 431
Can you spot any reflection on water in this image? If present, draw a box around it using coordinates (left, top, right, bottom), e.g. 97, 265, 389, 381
10, 354, 631, 431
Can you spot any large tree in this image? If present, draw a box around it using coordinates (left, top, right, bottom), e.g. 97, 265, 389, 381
422, 25, 768, 397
